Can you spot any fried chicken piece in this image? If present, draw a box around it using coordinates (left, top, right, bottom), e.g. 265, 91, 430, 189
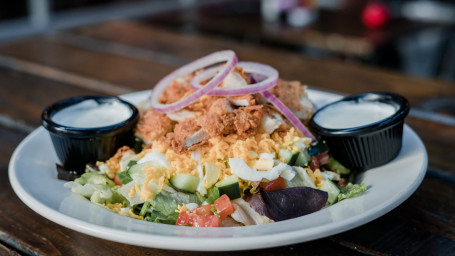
135, 109, 174, 144
233, 105, 264, 138
269, 79, 305, 111
163, 118, 203, 153
185, 95, 221, 113
228, 94, 258, 107
269, 79, 313, 121
198, 111, 235, 137
158, 78, 194, 105
208, 98, 233, 115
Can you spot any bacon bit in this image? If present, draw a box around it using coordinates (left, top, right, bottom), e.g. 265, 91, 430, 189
159, 78, 194, 105
233, 105, 264, 138
275, 123, 290, 137
136, 109, 174, 144
105, 146, 134, 177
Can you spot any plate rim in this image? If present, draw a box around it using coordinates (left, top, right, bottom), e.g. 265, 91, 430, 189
8, 89, 428, 251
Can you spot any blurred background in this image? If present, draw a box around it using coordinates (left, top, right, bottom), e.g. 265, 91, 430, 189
0, 0, 454, 82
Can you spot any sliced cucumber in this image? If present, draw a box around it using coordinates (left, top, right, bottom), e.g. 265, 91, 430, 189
215, 175, 241, 199
326, 157, 350, 175
170, 173, 200, 193
319, 179, 340, 204
279, 149, 299, 165
294, 149, 311, 167
279, 149, 292, 164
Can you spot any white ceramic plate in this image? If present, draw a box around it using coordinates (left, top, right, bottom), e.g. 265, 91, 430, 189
9, 89, 427, 251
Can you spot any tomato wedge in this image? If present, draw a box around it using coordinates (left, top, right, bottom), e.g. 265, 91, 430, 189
214, 194, 235, 219
260, 176, 286, 192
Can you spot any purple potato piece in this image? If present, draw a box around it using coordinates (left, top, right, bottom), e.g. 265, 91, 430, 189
261, 187, 328, 221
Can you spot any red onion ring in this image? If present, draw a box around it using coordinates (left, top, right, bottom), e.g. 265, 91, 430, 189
261, 90, 316, 141
150, 50, 237, 113
190, 61, 279, 96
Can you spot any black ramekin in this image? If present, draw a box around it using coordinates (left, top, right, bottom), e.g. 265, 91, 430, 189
309, 92, 410, 171
41, 96, 139, 174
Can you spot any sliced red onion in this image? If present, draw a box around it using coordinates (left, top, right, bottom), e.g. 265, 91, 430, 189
261, 90, 316, 141
150, 50, 238, 113
191, 61, 279, 96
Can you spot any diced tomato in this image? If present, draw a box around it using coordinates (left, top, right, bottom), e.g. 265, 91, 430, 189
113, 174, 123, 186
260, 176, 286, 192
176, 211, 192, 226
193, 204, 214, 216
191, 214, 221, 227
310, 156, 320, 171
317, 151, 330, 166
214, 194, 235, 219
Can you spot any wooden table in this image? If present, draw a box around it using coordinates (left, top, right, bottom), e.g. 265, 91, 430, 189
1, 19, 455, 255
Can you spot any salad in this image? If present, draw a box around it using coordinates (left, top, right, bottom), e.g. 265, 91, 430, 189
65, 50, 367, 227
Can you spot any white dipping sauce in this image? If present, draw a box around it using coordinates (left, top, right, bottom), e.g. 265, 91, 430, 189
313, 100, 397, 129
52, 99, 132, 128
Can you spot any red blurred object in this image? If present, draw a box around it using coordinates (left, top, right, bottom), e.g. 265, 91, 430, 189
362, 1, 390, 29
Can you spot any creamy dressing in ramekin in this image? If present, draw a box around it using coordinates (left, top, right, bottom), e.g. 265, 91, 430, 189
51, 99, 132, 128
313, 100, 397, 129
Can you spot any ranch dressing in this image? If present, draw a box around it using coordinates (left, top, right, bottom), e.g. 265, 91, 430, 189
313, 100, 397, 129
52, 99, 132, 128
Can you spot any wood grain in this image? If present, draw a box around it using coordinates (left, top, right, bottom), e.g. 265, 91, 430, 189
1, 19, 455, 256
0, 67, 119, 128
0, 38, 175, 92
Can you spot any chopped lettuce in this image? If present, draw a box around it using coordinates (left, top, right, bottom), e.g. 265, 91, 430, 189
133, 188, 204, 224
205, 186, 220, 204
337, 183, 368, 201
116, 171, 133, 184
75, 172, 115, 186
64, 173, 125, 204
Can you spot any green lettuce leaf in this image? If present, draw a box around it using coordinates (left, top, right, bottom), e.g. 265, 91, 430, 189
337, 183, 367, 201
206, 186, 220, 204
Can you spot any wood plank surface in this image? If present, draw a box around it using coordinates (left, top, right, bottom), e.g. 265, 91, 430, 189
1, 19, 455, 255
0, 68, 121, 129
0, 38, 175, 92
